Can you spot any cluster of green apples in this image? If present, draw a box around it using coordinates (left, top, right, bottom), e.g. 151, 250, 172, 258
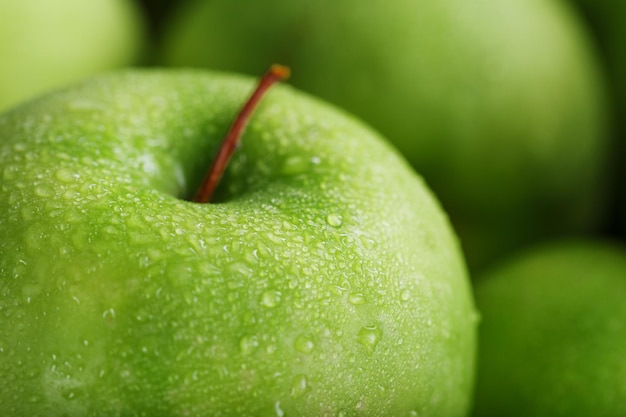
1, 0, 625, 415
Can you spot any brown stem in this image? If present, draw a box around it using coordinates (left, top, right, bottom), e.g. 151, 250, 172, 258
193, 64, 291, 203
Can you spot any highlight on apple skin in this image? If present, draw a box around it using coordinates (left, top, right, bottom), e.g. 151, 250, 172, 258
0, 68, 477, 416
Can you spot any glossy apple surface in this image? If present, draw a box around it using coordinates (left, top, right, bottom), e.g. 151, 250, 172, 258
473, 240, 626, 416
0, 0, 145, 112
0, 69, 476, 416
158, 0, 610, 270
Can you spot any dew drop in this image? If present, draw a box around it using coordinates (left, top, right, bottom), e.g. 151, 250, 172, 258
3, 165, 19, 181
261, 290, 282, 308
34, 186, 52, 198
348, 293, 366, 305
401, 290, 411, 301
266, 232, 283, 244
275, 401, 284, 417
62, 389, 82, 401
55, 169, 78, 183
13, 142, 27, 152
62, 189, 79, 201
357, 325, 383, 356
294, 334, 315, 354
229, 262, 253, 277
256, 242, 272, 258
291, 374, 310, 398
240, 335, 259, 356
28, 394, 43, 404
102, 308, 115, 321
326, 213, 343, 227
282, 155, 309, 176
360, 236, 377, 250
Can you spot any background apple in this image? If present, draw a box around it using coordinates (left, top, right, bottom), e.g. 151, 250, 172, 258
472, 240, 626, 416
566, 0, 626, 233
157, 0, 610, 271
0, 0, 146, 112
0, 69, 476, 415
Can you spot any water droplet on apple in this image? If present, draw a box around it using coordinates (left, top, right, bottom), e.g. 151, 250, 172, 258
240, 335, 259, 356
34, 186, 52, 198
62, 389, 83, 401
274, 401, 285, 417
229, 262, 253, 277
357, 325, 383, 356
281, 155, 309, 176
359, 235, 377, 250
290, 374, 310, 398
326, 213, 343, 227
294, 334, 315, 354
260, 290, 282, 308
27, 394, 43, 404
62, 189, 79, 201
64, 391, 76, 400
256, 242, 272, 258
2, 164, 19, 181
348, 293, 366, 305
267, 232, 283, 244
55, 168, 78, 183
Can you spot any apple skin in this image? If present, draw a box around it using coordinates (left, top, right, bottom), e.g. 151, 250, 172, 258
472, 240, 626, 416
0, 0, 145, 112
0, 70, 477, 416
158, 0, 610, 270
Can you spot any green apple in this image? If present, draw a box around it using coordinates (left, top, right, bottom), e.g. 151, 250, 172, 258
157, 0, 610, 270
0, 68, 477, 415
0, 0, 146, 112
472, 240, 626, 416
568, 0, 626, 101
566, 0, 626, 232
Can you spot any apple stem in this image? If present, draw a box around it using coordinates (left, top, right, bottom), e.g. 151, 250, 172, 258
193, 64, 291, 204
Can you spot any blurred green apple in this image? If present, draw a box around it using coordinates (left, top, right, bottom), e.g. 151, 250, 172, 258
567, 0, 626, 232
473, 240, 626, 416
0, 69, 476, 415
158, 0, 610, 270
568, 0, 626, 100
0, 0, 145, 112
